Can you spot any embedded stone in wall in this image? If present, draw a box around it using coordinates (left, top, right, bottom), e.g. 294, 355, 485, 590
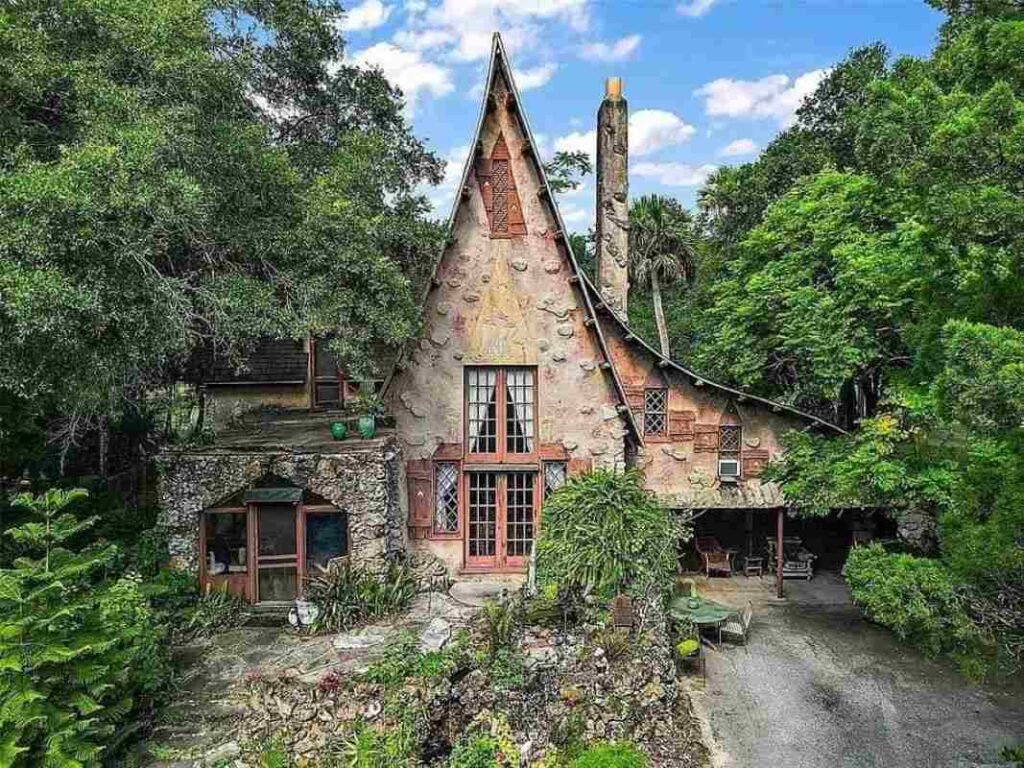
400, 392, 428, 418
543, 260, 561, 274
430, 330, 450, 348
661, 446, 688, 462
436, 302, 452, 316
156, 438, 404, 576
579, 360, 596, 371
551, 351, 566, 362
510, 258, 528, 272
556, 324, 573, 338
464, 292, 480, 303
538, 339, 550, 352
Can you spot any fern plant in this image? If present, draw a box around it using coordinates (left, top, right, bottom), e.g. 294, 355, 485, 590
0, 488, 168, 766
535, 470, 683, 599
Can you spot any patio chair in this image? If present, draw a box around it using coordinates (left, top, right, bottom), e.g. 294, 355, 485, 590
720, 601, 753, 645
694, 536, 733, 577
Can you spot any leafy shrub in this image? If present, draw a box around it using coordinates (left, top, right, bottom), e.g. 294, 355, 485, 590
445, 714, 518, 767
305, 561, 419, 633
844, 543, 988, 676
362, 631, 470, 687
589, 628, 632, 662
536, 470, 681, 598
480, 597, 522, 654
186, 587, 250, 637
333, 718, 420, 768
0, 489, 172, 765
569, 742, 648, 768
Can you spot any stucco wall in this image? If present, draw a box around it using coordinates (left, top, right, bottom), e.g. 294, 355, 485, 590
156, 437, 403, 574
390, 77, 628, 473
602, 320, 810, 508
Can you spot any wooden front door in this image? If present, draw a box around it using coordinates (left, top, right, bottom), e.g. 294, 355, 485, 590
466, 470, 538, 570
255, 503, 299, 603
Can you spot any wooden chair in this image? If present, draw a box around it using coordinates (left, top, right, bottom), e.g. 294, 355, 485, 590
720, 601, 753, 644
694, 536, 733, 577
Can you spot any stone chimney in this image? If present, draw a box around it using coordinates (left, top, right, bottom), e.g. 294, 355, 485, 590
595, 76, 629, 316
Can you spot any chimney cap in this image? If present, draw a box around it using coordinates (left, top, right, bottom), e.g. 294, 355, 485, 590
604, 77, 623, 101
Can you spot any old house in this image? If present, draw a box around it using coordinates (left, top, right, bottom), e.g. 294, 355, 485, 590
158, 34, 844, 604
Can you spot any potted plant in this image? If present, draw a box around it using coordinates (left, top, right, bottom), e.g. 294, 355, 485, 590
354, 389, 385, 439
329, 421, 348, 440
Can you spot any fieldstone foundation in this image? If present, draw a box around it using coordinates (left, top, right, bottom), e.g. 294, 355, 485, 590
156, 435, 404, 575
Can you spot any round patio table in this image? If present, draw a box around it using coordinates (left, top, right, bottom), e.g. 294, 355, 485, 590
668, 595, 735, 646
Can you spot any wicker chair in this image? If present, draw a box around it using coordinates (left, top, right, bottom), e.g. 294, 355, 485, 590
721, 601, 754, 644
694, 536, 733, 577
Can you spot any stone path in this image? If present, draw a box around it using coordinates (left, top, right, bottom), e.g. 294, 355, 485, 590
688, 573, 1024, 768
144, 580, 513, 766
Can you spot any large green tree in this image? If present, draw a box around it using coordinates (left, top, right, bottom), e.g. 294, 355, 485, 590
0, 0, 443, 457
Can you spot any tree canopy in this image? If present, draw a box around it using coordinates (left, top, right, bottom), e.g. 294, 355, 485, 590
0, 0, 444, 453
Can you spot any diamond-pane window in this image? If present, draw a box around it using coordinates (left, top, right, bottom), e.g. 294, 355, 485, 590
434, 462, 459, 533
543, 462, 567, 499
492, 160, 509, 234
644, 389, 668, 436
719, 425, 742, 455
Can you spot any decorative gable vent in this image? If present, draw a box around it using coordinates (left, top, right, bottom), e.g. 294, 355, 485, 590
475, 133, 526, 238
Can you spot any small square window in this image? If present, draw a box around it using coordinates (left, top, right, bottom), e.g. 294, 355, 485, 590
435, 462, 460, 533
644, 389, 668, 436
543, 461, 567, 499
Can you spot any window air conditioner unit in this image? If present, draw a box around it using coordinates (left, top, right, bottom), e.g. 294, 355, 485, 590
719, 458, 741, 482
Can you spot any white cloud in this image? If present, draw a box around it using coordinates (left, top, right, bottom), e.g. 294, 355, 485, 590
392, 27, 455, 50
559, 202, 590, 225
338, 0, 393, 32
677, 0, 717, 16
718, 138, 758, 157
579, 34, 641, 62
514, 63, 557, 91
553, 109, 695, 162
632, 162, 717, 187
401, 0, 590, 64
694, 69, 828, 125
350, 42, 454, 111
631, 110, 696, 156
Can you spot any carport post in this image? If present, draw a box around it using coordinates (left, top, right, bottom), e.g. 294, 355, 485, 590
776, 507, 785, 599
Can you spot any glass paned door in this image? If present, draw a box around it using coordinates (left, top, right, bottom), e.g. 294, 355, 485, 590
467, 472, 498, 567
256, 504, 298, 602
466, 472, 537, 569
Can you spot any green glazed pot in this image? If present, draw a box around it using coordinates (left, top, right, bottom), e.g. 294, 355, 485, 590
329, 421, 348, 441
357, 414, 376, 439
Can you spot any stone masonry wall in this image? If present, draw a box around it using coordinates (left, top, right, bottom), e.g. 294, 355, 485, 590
156, 437, 404, 574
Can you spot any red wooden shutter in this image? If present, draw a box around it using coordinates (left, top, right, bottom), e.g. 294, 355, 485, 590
568, 457, 592, 477
406, 460, 432, 539
623, 385, 645, 411
742, 449, 769, 478
693, 425, 719, 452
669, 410, 696, 440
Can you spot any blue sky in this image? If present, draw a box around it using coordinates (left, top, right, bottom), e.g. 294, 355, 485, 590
338, 0, 944, 225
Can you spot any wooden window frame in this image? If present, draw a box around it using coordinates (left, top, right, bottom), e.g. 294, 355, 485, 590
643, 387, 670, 442
464, 366, 538, 464
433, 461, 462, 537
463, 470, 541, 572
200, 501, 349, 605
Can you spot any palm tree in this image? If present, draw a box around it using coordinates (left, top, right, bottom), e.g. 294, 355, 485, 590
628, 195, 699, 359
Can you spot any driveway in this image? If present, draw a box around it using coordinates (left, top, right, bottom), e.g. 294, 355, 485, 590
689, 573, 1024, 768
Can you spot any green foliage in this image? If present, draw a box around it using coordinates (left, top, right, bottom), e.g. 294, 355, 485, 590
569, 742, 649, 768
536, 470, 681, 598
544, 151, 592, 195
445, 714, 518, 768
186, 587, 250, 638
589, 628, 632, 663
480, 597, 522, 655
0, 0, 443, 448
0, 488, 172, 766
362, 631, 470, 688
844, 544, 988, 676
304, 562, 419, 633
675, 639, 700, 659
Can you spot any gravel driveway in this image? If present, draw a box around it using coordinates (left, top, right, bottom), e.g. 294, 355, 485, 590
689, 573, 1024, 768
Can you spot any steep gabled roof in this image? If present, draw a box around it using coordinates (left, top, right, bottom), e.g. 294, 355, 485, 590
584, 273, 846, 435
385, 32, 643, 444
